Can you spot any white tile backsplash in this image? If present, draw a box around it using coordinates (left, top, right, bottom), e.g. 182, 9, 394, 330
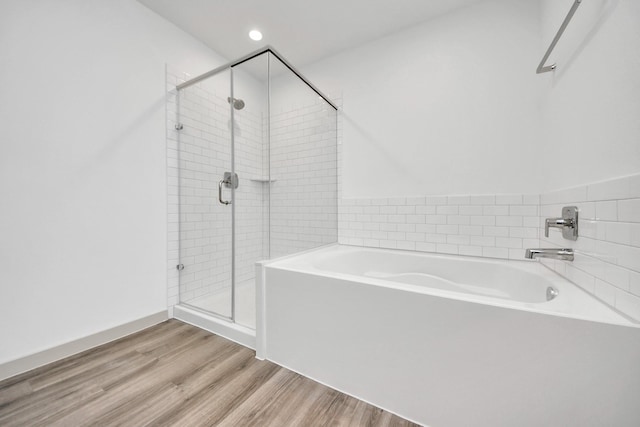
340, 194, 540, 260
618, 199, 640, 223
595, 200, 617, 221
539, 173, 640, 321
587, 174, 640, 202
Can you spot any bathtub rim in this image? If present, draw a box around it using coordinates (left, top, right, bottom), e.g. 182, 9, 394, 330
260, 244, 639, 329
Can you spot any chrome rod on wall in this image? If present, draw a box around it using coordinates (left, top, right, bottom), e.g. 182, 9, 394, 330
537, 0, 582, 74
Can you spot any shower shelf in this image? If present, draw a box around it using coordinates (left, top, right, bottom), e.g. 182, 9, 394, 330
249, 178, 277, 183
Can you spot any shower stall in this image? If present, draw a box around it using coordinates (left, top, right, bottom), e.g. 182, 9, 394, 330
170, 47, 338, 345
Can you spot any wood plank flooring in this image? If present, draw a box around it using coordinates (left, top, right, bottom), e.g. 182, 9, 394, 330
0, 319, 419, 426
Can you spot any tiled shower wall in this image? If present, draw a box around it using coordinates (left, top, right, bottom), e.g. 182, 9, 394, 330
270, 102, 338, 258
234, 108, 268, 286
538, 174, 640, 321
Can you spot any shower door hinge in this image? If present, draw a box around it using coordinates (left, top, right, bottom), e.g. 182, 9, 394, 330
175, 123, 184, 130
176, 264, 185, 271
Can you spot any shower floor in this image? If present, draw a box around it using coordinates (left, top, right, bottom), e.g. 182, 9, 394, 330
185, 279, 255, 329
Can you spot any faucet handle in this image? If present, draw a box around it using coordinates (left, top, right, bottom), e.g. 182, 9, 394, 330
545, 217, 571, 237
544, 207, 578, 240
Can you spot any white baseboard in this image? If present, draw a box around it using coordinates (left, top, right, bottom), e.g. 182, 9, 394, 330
0, 310, 168, 382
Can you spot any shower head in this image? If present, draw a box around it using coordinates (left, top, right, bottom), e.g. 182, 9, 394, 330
227, 97, 245, 110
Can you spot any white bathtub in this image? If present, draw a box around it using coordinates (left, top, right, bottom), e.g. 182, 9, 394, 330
257, 245, 640, 427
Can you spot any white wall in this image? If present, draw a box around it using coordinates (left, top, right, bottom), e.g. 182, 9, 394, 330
303, 0, 639, 199
303, 0, 543, 198
539, 0, 640, 192
0, 0, 224, 364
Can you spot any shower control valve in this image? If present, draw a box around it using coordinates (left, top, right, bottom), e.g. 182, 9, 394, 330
544, 206, 578, 240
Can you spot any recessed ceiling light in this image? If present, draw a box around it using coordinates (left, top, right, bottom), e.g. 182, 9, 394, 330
249, 30, 263, 41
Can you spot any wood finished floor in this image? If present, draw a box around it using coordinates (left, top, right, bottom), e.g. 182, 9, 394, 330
0, 319, 419, 426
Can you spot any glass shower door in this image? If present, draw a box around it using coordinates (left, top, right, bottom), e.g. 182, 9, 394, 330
177, 69, 233, 319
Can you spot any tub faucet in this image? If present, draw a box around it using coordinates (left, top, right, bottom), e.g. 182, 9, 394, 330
525, 248, 574, 261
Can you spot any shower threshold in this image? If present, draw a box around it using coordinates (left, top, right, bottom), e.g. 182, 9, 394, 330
173, 280, 256, 350
173, 305, 256, 350
185, 280, 256, 329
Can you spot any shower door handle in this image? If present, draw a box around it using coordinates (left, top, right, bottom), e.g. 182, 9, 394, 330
218, 172, 238, 205
218, 180, 231, 205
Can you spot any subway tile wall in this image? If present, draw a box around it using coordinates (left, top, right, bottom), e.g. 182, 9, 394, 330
539, 173, 640, 321
234, 107, 268, 287
339, 194, 540, 260
269, 101, 338, 258
175, 82, 233, 304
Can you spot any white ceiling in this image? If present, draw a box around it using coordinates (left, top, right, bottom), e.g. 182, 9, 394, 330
138, 0, 484, 66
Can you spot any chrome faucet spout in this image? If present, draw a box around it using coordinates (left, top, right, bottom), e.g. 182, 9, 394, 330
525, 248, 574, 261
